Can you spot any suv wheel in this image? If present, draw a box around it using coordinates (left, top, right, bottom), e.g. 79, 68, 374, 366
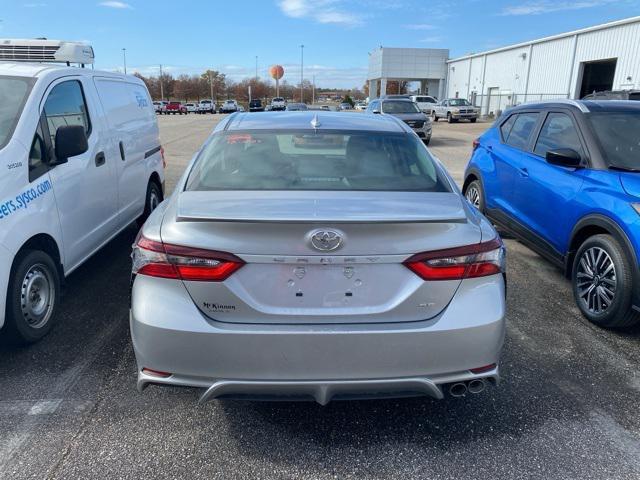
464, 179, 484, 212
432, 112, 438, 122
572, 234, 640, 328
5, 250, 61, 344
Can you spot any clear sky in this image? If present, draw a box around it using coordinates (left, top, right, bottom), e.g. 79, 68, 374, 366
1, 0, 639, 88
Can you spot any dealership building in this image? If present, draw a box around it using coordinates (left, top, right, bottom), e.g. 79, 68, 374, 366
367, 16, 640, 116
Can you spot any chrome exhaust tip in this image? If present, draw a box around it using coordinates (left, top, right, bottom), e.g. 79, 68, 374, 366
467, 379, 486, 394
449, 382, 467, 397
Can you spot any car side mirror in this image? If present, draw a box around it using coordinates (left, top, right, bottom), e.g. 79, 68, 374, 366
53, 125, 88, 165
545, 148, 582, 168
372, 109, 381, 114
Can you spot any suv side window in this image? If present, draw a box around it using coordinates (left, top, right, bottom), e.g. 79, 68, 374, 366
534, 112, 584, 159
43, 80, 91, 153
500, 115, 517, 140
504, 113, 539, 150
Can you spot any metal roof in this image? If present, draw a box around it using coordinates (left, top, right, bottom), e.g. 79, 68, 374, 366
226, 111, 407, 133
447, 16, 640, 63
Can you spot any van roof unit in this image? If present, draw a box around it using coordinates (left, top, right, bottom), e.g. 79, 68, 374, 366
0, 39, 95, 65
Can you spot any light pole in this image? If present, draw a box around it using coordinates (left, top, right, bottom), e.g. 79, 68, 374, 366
122, 48, 127, 74
312, 74, 315, 105
300, 44, 304, 103
159, 64, 164, 100
255, 56, 258, 82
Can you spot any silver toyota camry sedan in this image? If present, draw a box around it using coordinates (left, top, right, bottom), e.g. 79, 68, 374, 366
130, 111, 506, 404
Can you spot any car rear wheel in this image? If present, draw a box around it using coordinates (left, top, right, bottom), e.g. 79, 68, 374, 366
5, 250, 61, 344
447, 113, 455, 124
470, 118, 477, 123
464, 179, 484, 212
432, 112, 438, 122
572, 234, 640, 328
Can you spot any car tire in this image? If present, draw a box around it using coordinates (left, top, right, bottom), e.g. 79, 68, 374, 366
423, 137, 431, 146
137, 180, 162, 227
463, 179, 485, 212
5, 250, 61, 344
470, 118, 477, 123
432, 113, 438, 122
447, 113, 454, 124
572, 234, 640, 328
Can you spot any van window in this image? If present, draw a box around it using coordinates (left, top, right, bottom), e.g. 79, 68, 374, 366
534, 113, 584, 158
43, 80, 91, 149
29, 121, 49, 182
505, 113, 539, 150
0, 76, 35, 150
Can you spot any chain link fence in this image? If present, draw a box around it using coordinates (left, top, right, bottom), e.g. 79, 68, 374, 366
468, 92, 570, 118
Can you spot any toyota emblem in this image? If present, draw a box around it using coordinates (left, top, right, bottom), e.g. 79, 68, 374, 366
308, 229, 343, 252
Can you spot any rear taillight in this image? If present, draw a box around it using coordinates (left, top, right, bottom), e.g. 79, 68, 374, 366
472, 138, 480, 150
404, 237, 505, 281
132, 235, 244, 281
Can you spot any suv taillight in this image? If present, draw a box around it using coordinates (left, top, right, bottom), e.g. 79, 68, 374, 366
404, 237, 505, 281
132, 235, 244, 281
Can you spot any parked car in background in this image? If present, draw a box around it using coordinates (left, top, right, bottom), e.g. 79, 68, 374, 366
582, 90, 640, 101
321, 105, 331, 111
153, 101, 163, 113
463, 99, 640, 328
165, 101, 187, 115
339, 102, 353, 111
354, 102, 367, 111
265, 105, 273, 111
131, 111, 505, 404
0, 56, 164, 344
238, 105, 245, 112
197, 99, 215, 114
270, 97, 286, 111
367, 98, 432, 144
433, 99, 479, 123
410, 95, 438, 114
286, 103, 308, 111
249, 99, 265, 112
220, 99, 238, 113
185, 103, 198, 113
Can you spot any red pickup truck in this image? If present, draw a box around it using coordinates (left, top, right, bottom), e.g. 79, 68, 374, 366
165, 102, 187, 115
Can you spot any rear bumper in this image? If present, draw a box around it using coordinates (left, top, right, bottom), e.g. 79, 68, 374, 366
130, 274, 505, 403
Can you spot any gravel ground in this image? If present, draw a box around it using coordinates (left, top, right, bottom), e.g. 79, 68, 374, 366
1, 114, 639, 480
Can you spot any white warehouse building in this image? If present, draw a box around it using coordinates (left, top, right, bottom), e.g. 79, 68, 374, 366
446, 16, 640, 116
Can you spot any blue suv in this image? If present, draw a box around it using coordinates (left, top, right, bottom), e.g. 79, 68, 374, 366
463, 100, 640, 328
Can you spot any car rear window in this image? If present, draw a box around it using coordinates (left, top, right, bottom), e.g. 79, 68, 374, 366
186, 131, 450, 192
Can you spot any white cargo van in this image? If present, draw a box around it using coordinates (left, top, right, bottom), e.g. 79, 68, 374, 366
0, 40, 165, 343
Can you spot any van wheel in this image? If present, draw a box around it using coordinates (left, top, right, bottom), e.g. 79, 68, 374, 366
137, 180, 162, 226
5, 250, 61, 344
572, 234, 640, 328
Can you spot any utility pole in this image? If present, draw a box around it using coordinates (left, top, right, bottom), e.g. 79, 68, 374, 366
312, 75, 315, 104
159, 64, 164, 100
122, 48, 127, 74
300, 44, 304, 103
208, 70, 214, 101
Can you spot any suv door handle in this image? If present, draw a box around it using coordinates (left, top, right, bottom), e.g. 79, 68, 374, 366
119, 141, 125, 161
519, 167, 529, 177
95, 152, 106, 167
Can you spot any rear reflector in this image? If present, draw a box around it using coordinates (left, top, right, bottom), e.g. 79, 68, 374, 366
132, 234, 244, 281
141, 368, 172, 378
404, 237, 505, 281
472, 138, 480, 150
470, 363, 497, 374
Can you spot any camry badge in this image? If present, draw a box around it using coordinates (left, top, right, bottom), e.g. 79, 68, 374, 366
309, 229, 343, 252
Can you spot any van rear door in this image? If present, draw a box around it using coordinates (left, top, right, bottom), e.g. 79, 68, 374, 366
93, 77, 158, 224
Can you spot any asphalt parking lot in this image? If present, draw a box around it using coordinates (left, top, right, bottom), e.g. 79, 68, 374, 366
2, 114, 640, 480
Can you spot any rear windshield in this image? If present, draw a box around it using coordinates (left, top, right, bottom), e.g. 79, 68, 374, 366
382, 101, 420, 114
415, 96, 435, 103
587, 111, 640, 169
0, 76, 34, 150
186, 131, 450, 192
